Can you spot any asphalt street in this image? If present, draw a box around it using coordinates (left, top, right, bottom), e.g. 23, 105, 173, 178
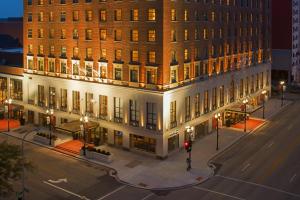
1, 95, 300, 200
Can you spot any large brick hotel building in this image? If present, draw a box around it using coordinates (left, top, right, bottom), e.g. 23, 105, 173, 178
21, 0, 271, 158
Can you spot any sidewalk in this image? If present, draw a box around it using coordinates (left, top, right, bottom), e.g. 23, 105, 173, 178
1, 97, 293, 190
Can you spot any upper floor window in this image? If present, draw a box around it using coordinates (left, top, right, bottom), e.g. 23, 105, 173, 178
60, 12, 66, 22
114, 9, 122, 21
148, 9, 156, 21
130, 9, 139, 21
86, 10, 93, 21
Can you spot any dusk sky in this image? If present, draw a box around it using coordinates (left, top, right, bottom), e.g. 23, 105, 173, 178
0, 0, 23, 18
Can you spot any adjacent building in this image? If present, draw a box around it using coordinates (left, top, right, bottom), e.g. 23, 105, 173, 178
21, 0, 271, 158
272, 0, 300, 85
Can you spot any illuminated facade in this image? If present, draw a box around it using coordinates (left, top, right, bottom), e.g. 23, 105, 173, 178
22, 0, 271, 158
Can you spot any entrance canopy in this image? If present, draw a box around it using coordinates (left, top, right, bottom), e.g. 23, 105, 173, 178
55, 120, 99, 134
225, 103, 262, 115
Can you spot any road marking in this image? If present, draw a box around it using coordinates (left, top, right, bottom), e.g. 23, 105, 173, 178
290, 174, 297, 183
48, 178, 68, 184
140, 193, 154, 200
193, 186, 245, 200
241, 163, 250, 172
43, 181, 90, 200
96, 185, 126, 200
267, 142, 274, 148
215, 175, 300, 198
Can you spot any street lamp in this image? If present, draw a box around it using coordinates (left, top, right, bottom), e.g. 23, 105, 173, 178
280, 81, 285, 107
80, 115, 88, 156
242, 99, 249, 132
185, 125, 194, 171
214, 112, 221, 151
261, 90, 267, 119
46, 109, 54, 146
5, 98, 12, 132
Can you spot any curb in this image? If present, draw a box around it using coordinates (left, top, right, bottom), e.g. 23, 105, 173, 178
0, 130, 212, 191
206, 100, 293, 174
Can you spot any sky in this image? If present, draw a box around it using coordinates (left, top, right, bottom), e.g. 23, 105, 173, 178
0, 0, 23, 18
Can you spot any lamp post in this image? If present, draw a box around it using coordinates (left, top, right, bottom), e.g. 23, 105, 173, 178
80, 115, 88, 156
242, 99, 248, 132
5, 98, 12, 132
280, 81, 285, 107
46, 109, 54, 146
261, 90, 267, 119
214, 113, 221, 151
185, 125, 194, 171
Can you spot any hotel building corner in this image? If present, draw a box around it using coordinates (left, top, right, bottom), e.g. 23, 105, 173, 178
12, 0, 272, 158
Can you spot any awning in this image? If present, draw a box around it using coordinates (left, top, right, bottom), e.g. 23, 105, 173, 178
55, 120, 99, 134
225, 103, 262, 115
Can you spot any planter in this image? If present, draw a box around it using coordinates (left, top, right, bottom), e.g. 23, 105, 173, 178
80, 149, 113, 163
33, 134, 60, 147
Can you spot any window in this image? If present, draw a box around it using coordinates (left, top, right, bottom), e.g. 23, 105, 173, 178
184, 9, 189, 21
60, 60, 67, 74
48, 59, 55, 72
148, 9, 156, 21
148, 30, 156, 42
10, 79, 22, 101
61, 29, 66, 39
100, 10, 107, 21
86, 10, 93, 21
219, 85, 224, 107
72, 91, 80, 112
130, 67, 138, 82
185, 96, 191, 122
37, 57, 44, 71
146, 68, 157, 84
99, 95, 108, 119
100, 29, 107, 40
86, 48, 92, 59
130, 9, 139, 21
38, 85, 45, 107
60, 12, 66, 22
61, 89, 67, 111
49, 12, 54, 22
86, 29, 92, 40
148, 51, 156, 64
73, 29, 79, 39
38, 12, 44, 22
195, 93, 201, 117
184, 64, 190, 80
146, 102, 156, 130
212, 87, 217, 110
114, 9, 122, 21
38, 29, 43, 38
230, 80, 235, 102
28, 13, 32, 22
171, 9, 176, 21
114, 29, 122, 41
73, 11, 79, 21
113, 97, 123, 122
114, 65, 122, 80
85, 62, 93, 77
204, 90, 209, 113
131, 50, 139, 63
131, 30, 139, 42
170, 67, 177, 83
240, 79, 244, 98
49, 29, 55, 39
170, 101, 177, 128
49, 87, 56, 108
85, 93, 93, 114
129, 100, 139, 126
115, 49, 122, 61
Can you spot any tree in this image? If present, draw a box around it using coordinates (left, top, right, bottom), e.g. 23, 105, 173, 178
0, 140, 33, 197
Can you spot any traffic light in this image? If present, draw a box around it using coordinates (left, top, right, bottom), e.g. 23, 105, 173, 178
184, 140, 192, 152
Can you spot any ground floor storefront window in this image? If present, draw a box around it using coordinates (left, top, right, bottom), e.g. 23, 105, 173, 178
130, 134, 156, 153
114, 130, 123, 147
185, 120, 209, 141
168, 134, 179, 153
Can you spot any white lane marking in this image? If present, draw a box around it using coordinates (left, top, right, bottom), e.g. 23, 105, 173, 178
48, 178, 68, 184
141, 193, 154, 200
267, 142, 274, 148
193, 186, 246, 200
96, 185, 126, 200
241, 163, 250, 172
290, 174, 297, 183
43, 181, 90, 200
216, 175, 300, 198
